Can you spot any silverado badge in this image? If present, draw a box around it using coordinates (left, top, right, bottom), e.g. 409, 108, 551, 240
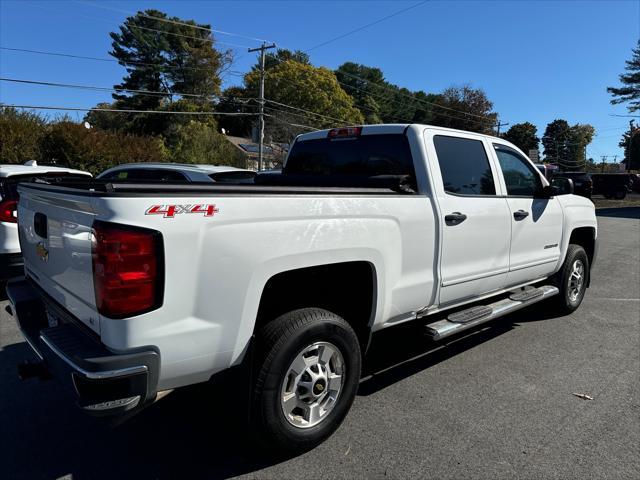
36, 242, 49, 262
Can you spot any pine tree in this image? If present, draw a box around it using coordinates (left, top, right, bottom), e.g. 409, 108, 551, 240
608, 40, 640, 112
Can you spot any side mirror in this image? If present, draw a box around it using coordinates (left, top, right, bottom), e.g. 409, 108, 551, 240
550, 177, 574, 196
536, 184, 554, 198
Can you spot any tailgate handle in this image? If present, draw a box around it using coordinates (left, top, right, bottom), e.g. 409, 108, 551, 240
34, 212, 48, 238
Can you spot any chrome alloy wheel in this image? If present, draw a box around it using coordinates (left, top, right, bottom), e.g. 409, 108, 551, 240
280, 342, 345, 429
568, 259, 585, 302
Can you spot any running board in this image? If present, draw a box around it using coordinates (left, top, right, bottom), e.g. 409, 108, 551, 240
425, 285, 559, 341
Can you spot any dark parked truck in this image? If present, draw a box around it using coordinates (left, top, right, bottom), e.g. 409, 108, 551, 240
591, 173, 633, 199
7, 125, 597, 452
552, 172, 593, 199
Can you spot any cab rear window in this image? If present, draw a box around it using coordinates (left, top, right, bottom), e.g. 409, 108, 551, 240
285, 134, 414, 177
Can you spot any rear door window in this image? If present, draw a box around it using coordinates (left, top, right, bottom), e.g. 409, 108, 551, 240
285, 134, 414, 177
433, 135, 496, 195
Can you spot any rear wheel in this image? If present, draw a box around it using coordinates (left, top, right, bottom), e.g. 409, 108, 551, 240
614, 189, 627, 200
551, 244, 589, 314
251, 308, 361, 452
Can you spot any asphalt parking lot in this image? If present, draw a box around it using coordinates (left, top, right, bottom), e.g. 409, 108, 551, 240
1, 208, 638, 480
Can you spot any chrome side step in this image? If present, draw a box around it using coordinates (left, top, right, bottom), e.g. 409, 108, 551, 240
425, 285, 559, 341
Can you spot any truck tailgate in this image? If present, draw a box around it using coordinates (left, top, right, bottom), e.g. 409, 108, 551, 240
17, 186, 100, 334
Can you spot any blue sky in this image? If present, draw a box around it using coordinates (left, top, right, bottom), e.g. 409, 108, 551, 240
0, 0, 638, 163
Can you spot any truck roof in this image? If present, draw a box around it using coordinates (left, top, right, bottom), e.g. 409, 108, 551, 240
295, 124, 506, 142
0, 162, 92, 178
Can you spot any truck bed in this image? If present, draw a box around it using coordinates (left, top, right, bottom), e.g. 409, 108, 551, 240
20, 175, 416, 197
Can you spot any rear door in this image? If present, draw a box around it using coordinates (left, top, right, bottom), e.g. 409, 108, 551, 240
425, 130, 511, 305
491, 143, 562, 286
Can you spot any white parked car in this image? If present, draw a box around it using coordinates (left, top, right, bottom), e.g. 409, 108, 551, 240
0, 161, 91, 281
97, 163, 256, 183
7, 125, 596, 452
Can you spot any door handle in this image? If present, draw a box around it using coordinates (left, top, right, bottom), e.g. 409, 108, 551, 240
513, 210, 529, 220
445, 212, 467, 225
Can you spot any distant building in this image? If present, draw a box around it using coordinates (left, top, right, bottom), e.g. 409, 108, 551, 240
224, 135, 288, 171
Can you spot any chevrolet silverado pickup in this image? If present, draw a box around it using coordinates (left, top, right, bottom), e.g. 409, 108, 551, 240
6, 124, 597, 451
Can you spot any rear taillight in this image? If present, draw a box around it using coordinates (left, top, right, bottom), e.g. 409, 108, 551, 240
327, 126, 362, 138
0, 199, 18, 223
92, 221, 163, 318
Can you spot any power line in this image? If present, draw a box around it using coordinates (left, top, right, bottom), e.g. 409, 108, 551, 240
0, 77, 259, 104
304, 1, 431, 52
263, 105, 341, 129
73, 0, 271, 44
267, 114, 319, 131
1, 76, 197, 99
265, 99, 359, 126
0, 46, 226, 73
25, 0, 252, 50
1, 104, 259, 116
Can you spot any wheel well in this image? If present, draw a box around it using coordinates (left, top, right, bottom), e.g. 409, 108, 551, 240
255, 262, 376, 350
569, 227, 596, 266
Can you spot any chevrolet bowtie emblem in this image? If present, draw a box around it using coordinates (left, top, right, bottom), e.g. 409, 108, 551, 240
36, 242, 49, 262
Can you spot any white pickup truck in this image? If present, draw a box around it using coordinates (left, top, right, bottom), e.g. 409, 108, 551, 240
1, 161, 92, 281
7, 124, 597, 451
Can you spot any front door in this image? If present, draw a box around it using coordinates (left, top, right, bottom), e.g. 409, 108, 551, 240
491, 143, 563, 286
426, 131, 512, 305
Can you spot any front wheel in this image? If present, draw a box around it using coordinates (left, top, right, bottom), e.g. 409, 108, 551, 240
251, 308, 362, 452
551, 244, 589, 314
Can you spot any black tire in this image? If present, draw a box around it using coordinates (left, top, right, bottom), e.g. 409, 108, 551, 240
550, 244, 589, 314
251, 308, 361, 453
614, 189, 627, 200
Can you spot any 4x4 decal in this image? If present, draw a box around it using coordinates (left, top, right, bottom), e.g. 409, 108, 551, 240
145, 204, 219, 218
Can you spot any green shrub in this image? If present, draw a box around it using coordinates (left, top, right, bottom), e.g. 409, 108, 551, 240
167, 120, 246, 168
40, 121, 168, 174
0, 107, 46, 163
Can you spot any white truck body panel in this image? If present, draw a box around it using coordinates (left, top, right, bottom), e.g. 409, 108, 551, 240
14, 124, 597, 392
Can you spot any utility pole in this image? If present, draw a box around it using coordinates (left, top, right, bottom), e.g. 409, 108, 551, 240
627, 120, 636, 172
248, 42, 276, 171
495, 117, 509, 136
600, 155, 608, 173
